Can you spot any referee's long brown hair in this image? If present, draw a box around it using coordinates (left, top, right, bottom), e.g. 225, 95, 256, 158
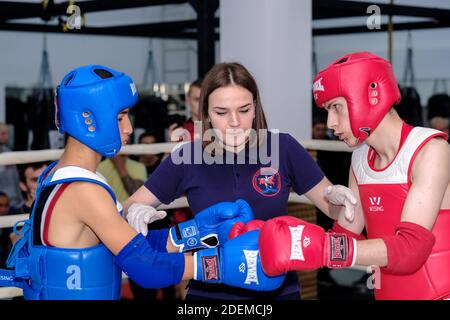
199, 62, 268, 152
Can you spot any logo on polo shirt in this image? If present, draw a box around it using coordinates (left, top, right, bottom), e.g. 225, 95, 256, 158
252, 167, 281, 197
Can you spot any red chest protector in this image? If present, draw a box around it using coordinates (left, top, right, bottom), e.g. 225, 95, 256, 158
352, 125, 450, 300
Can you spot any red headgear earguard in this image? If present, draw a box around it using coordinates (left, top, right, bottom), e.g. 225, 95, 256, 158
313, 52, 401, 144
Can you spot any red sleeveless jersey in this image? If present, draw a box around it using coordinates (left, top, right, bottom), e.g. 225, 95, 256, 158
352, 125, 450, 300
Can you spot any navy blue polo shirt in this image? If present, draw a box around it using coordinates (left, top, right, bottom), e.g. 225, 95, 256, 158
145, 132, 325, 299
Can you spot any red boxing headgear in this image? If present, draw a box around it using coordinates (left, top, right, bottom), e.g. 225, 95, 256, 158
313, 52, 401, 144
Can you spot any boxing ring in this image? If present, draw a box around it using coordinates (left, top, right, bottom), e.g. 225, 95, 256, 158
0, 139, 358, 299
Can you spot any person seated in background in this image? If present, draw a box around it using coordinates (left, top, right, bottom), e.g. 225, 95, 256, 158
97, 153, 147, 204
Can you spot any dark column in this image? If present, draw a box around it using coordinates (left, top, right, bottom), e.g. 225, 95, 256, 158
189, 0, 219, 78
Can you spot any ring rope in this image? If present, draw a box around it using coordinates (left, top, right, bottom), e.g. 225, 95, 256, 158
0, 138, 357, 299
0, 140, 353, 166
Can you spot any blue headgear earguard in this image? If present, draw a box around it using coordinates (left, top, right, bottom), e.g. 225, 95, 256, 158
55, 65, 138, 157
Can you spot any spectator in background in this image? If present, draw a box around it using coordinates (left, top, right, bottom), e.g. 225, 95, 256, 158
312, 116, 329, 140
137, 132, 164, 175
0, 192, 12, 268
168, 79, 202, 142
16, 162, 49, 214
97, 154, 147, 204
6, 162, 50, 247
0, 123, 23, 207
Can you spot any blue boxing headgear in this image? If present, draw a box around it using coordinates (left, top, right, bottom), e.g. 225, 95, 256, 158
55, 65, 138, 157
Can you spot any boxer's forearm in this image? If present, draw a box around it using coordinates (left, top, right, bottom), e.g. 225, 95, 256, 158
182, 255, 195, 280
122, 186, 162, 219
166, 235, 179, 253
328, 204, 343, 220
336, 204, 365, 235
354, 238, 388, 267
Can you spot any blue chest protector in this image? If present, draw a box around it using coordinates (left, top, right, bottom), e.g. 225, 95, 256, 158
0, 162, 123, 300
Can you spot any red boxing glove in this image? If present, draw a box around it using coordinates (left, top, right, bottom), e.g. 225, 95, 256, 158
259, 216, 357, 276
228, 220, 266, 239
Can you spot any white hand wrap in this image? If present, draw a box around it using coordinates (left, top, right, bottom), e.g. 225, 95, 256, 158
127, 203, 167, 236
324, 185, 357, 222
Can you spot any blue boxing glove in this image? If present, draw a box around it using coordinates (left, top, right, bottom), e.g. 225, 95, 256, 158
194, 230, 285, 291
169, 199, 254, 252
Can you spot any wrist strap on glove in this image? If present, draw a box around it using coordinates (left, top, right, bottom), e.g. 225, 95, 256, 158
194, 248, 222, 283
169, 219, 219, 252
323, 233, 357, 269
